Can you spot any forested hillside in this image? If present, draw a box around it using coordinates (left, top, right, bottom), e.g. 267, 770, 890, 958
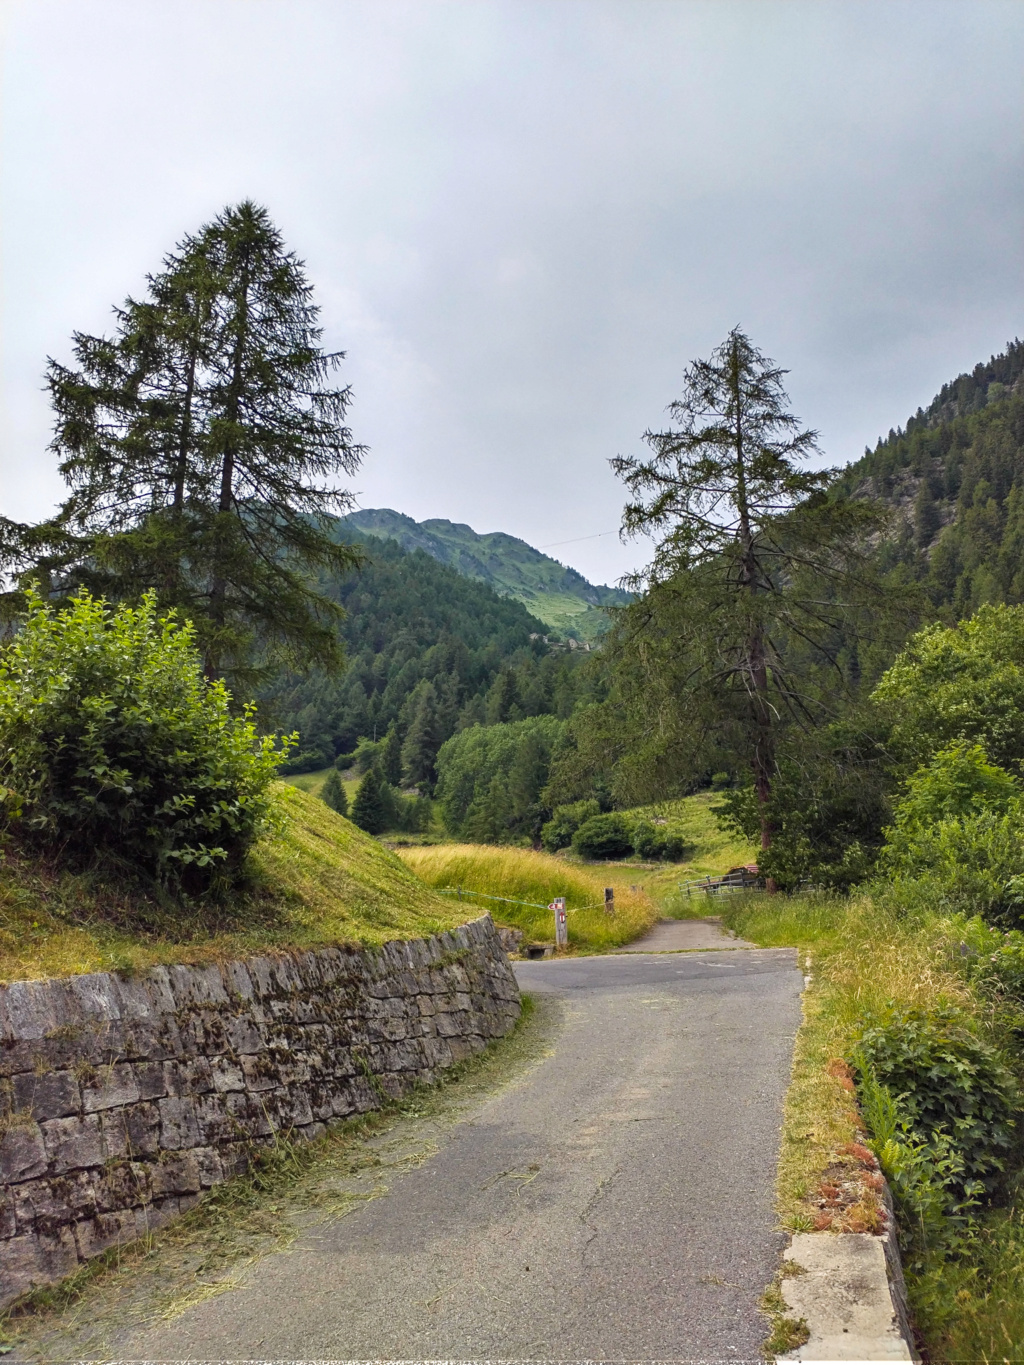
264, 534, 592, 774
339, 507, 629, 641
835, 340, 1024, 616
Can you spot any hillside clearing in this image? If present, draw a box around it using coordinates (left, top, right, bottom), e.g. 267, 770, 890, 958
0, 785, 469, 983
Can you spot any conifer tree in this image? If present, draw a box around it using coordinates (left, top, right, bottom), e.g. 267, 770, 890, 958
379, 723, 403, 785
9, 202, 364, 686
350, 767, 387, 834
401, 682, 441, 791
612, 327, 886, 850
321, 768, 349, 818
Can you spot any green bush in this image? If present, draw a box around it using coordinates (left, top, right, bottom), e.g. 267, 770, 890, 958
572, 812, 634, 860
631, 820, 686, 861
0, 590, 285, 893
854, 1006, 1017, 1202
878, 809, 1024, 926
540, 798, 600, 852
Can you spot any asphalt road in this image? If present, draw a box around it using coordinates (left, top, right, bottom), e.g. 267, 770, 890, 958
68, 943, 803, 1363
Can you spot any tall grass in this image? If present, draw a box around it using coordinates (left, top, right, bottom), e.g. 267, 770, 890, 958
398, 844, 659, 950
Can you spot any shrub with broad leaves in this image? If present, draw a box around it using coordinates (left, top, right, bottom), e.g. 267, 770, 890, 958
0, 589, 288, 894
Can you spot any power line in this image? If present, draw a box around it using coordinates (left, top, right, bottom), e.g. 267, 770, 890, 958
538, 529, 617, 550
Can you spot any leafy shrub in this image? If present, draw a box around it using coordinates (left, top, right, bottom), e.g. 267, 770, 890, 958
435, 716, 564, 843
878, 808, 1024, 926
321, 769, 349, 817
572, 812, 633, 860
889, 743, 1020, 834
854, 1006, 1016, 1202
541, 798, 600, 852
0, 590, 285, 893
631, 820, 686, 860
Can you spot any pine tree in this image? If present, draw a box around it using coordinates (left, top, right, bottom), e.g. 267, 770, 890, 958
486, 669, 521, 723
401, 682, 441, 791
321, 768, 349, 818
10, 202, 364, 687
350, 768, 387, 834
611, 327, 887, 850
379, 723, 403, 785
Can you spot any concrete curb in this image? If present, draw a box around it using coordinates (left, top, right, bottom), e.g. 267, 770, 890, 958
779, 1224, 917, 1362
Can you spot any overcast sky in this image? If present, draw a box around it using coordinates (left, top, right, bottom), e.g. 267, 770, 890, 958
2, 0, 1021, 586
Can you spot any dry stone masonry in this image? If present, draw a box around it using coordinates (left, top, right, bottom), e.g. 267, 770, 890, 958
0, 914, 519, 1308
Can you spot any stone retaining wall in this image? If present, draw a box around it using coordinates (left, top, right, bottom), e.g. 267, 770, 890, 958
0, 914, 519, 1308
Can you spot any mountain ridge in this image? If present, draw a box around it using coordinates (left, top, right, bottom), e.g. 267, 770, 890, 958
338, 508, 629, 641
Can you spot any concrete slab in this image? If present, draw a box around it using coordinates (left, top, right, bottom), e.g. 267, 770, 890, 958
780, 1231, 914, 1361
618, 915, 758, 952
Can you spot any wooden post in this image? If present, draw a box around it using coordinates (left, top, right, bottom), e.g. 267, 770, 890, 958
604, 887, 615, 916
551, 896, 568, 948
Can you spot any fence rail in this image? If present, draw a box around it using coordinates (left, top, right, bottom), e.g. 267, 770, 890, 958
679, 870, 761, 899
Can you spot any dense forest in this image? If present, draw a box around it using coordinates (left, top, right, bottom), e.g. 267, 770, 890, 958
835, 340, 1024, 616
265, 534, 596, 775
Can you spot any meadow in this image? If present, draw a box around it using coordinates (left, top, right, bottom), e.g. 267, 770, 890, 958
397, 844, 659, 950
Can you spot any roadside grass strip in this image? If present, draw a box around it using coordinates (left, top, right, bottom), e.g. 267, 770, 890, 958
722, 890, 1024, 1362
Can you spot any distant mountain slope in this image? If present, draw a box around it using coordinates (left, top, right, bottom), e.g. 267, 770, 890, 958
262, 533, 590, 774
339, 508, 629, 641
833, 339, 1024, 619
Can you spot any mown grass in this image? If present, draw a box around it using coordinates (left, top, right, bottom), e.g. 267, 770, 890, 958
720, 890, 1024, 1362
281, 765, 360, 805
0, 785, 471, 982
397, 844, 659, 950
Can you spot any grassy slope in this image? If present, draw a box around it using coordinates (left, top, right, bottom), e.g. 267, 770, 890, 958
0, 785, 470, 984
282, 766, 360, 805
397, 845, 658, 950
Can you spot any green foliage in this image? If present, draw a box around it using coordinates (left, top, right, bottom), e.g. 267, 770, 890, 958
629, 820, 686, 861
263, 534, 588, 774
540, 799, 600, 852
11, 202, 364, 687
609, 327, 890, 839
350, 768, 387, 835
0, 590, 285, 893
854, 1006, 1016, 1204
379, 724, 402, 785
434, 716, 565, 843
716, 711, 894, 891
878, 807, 1024, 926
890, 742, 1020, 833
572, 813, 633, 861
874, 604, 1024, 777
320, 769, 348, 818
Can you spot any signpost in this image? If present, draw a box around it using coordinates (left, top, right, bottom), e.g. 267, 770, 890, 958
604, 887, 615, 915
550, 896, 568, 948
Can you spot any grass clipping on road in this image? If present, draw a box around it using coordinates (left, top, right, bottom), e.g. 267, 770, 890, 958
398, 844, 658, 950
0, 993, 553, 1360
720, 890, 1024, 1364
0, 784, 471, 982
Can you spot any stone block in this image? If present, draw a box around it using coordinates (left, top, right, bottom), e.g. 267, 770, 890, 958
240, 1053, 278, 1092
0, 1228, 79, 1310
194, 1146, 224, 1187
81, 1062, 140, 1112
133, 1060, 167, 1101
210, 1056, 245, 1093
224, 1014, 264, 1054
150, 1151, 202, 1196
118, 1099, 162, 1157
12, 1070, 81, 1121
67, 972, 124, 1023
74, 1208, 141, 1260
158, 1095, 201, 1149
1, 1120, 49, 1181
42, 1114, 104, 1173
